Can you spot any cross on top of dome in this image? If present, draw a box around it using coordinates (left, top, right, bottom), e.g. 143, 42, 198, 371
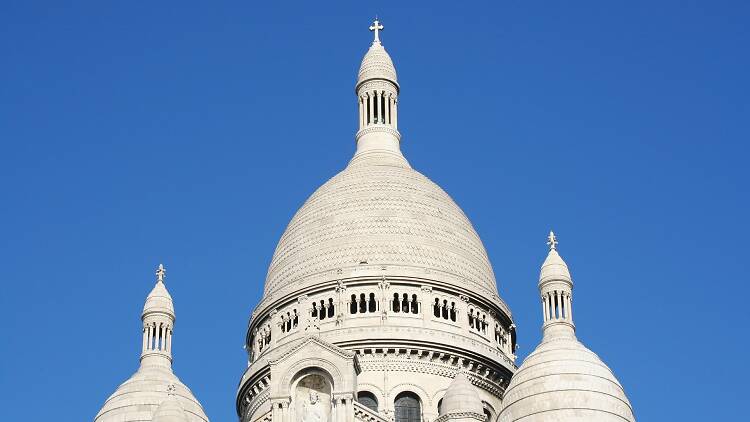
547, 231, 558, 251
369, 18, 383, 43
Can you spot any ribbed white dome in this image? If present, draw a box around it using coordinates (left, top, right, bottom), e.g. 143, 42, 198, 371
94, 364, 208, 422
262, 150, 499, 299
498, 336, 635, 422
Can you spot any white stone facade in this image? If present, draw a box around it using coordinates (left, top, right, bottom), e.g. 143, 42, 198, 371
94, 21, 636, 422
237, 21, 516, 422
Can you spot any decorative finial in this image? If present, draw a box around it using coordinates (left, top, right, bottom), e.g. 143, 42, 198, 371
156, 263, 166, 284
369, 18, 384, 43
547, 231, 558, 251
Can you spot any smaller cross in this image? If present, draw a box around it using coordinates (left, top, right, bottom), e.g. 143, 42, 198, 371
166, 383, 176, 395
156, 263, 166, 283
369, 19, 384, 43
547, 231, 558, 251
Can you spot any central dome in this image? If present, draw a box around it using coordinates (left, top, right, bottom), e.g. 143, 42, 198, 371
263, 153, 499, 299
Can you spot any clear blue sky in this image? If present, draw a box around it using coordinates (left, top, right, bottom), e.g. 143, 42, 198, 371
1, 1, 747, 421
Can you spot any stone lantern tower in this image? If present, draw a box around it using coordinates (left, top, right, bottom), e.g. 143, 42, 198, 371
236, 20, 516, 422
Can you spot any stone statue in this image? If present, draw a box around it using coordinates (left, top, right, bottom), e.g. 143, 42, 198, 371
301, 391, 324, 422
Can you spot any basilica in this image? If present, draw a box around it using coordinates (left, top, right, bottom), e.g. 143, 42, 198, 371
94, 21, 636, 422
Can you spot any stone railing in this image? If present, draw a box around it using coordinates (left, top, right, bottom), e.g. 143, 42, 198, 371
252, 410, 271, 422
354, 401, 390, 422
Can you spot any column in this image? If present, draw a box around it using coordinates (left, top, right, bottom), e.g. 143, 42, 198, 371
542, 296, 548, 322
146, 323, 152, 351
377, 91, 383, 123
141, 325, 148, 352
368, 93, 374, 126
357, 97, 364, 129
567, 294, 573, 321
335, 398, 344, 422
393, 98, 398, 128
166, 326, 172, 353
281, 400, 290, 422
271, 401, 282, 422
385, 94, 391, 125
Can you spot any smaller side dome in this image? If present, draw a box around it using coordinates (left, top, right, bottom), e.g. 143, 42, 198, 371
437, 371, 485, 422
498, 232, 635, 422
153, 388, 189, 422
498, 338, 635, 422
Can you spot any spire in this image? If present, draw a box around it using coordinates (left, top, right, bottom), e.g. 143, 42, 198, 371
538, 232, 575, 339
353, 19, 403, 162
141, 264, 175, 366
547, 230, 558, 251
156, 263, 166, 283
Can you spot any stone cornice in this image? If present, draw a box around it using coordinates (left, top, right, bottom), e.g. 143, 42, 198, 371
268, 335, 355, 365
355, 125, 401, 142
435, 411, 486, 422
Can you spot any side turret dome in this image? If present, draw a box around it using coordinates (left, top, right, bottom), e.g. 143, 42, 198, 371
440, 371, 484, 416
95, 265, 209, 422
498, 233, 635, 422
499, 336, 634, 421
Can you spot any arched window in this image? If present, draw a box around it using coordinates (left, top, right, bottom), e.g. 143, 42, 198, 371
483, 408, 492, 422
394, 392, 421, 422
358, 391, 378, 412
368, 293, 377, 312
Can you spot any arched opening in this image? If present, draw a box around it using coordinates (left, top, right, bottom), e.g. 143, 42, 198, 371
291, 369, 334, 422
482, 402, 495, 422
368, 293, 377, 312
357, 391, 378, 412
394, 392, 421, 422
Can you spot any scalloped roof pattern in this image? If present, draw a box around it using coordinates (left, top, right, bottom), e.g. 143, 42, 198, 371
94, 365, 209, 422
357, 42, 398, 88
263, 157, 499, 299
